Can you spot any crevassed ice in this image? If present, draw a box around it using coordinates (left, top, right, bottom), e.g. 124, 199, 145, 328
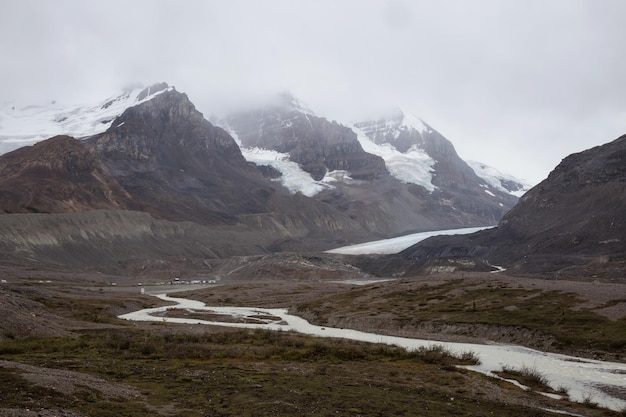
356, 130, 436, 191
241, 147, 338, 197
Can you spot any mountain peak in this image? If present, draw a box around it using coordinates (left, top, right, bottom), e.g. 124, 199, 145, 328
0, 82, 175, 155
467, 160, 533, 197
90, 87, 243, 167
136, 82, 170, 101
386, 107, 430, 133
265, 91, 315, 115
352, 108, 433, 155
354, 107, 430, 137
98, 82, 174, 116
106, 87, 203, 134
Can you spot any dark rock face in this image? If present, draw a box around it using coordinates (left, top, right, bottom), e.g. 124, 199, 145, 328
86, 89, 277, 224
0, 89, 378, 264
222, 101, 519, 236
223, 94, 388, 181
0, 87, 533, 272
354, 109, 519, 215
495, 135, 626, 259
92, 89, 244, 166
397, 135, 626, 280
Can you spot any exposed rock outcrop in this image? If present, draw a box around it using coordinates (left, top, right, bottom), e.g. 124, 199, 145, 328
223, 93, 388, 181
354, 109, 520, 220
0, 86, 535, 272
222, 99, 520, 236
86, 88, 279, 225
393, 135, 626, 280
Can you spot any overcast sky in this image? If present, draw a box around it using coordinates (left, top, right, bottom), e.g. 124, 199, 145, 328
2, 0, 625, 184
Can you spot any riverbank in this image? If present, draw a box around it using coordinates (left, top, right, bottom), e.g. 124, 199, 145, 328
2, 271, 625, 416
120, 293, 626, 411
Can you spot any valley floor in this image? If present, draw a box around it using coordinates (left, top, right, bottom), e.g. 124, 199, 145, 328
1, 262, 625, 416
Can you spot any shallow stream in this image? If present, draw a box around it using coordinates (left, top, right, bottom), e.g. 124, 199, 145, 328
120, 294, 626, 411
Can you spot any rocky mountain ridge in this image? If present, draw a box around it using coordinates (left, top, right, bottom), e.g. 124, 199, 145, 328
0, 82, 173, 154
389, 134, 626, 280
222, 97, 527, 232
0, 83, 531, 271
221, 93, 388, 182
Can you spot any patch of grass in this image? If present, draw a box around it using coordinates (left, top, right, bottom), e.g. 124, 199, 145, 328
26, 294, 133, 325
0, 328, 563, 417
457, 349, 481, 365
556, 385, 570, 397
495, 365, 552, 392
581, 392, 599, 408
0, 366, 150, 416
296, 279, 626, 357
0, 328, 479, 368
406, 344, 479, 366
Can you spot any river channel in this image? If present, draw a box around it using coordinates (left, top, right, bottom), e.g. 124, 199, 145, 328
120, 293, 626, 411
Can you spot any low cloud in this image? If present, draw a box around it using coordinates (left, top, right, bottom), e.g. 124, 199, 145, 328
1, 0, 625, 183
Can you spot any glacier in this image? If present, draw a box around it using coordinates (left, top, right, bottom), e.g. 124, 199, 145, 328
0, 85, 172, 155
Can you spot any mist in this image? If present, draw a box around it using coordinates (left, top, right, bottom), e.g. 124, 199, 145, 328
2, 0, 625, 183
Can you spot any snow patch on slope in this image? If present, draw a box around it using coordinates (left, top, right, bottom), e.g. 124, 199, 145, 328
224, 125, 339, 197
354, 126, 436, 191
243, 148, 342, 197
0, 84, 173, 155
400, 109, 430, 134
467, 160, 533, 197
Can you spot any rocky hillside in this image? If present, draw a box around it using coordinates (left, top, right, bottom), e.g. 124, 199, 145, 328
0, 87, 378, 269
353, 108, 524, 219
0, 210, 278, 273
86, 88, 282, 225
392, 134, 626, 280
0, 84, 533, 271
222, 93, 388, 181
0, 135, 132, 213
222, 100, 526, 233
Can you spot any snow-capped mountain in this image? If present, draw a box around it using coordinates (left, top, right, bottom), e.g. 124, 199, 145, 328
0, 82, 172, 155
219, 99, 529, 205
1, 85, 529, 203
352, 107, 530, 200
220, 95, 523, 231
352, 107, 531, 222
0, 84, 532, 249
466, 160, 532, 197
351, 108, 437, 192
217, 92, 388, 197
0, 86, 388, 255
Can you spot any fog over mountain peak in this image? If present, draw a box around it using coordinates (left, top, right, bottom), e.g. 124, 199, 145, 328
0, 84, 531, 265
